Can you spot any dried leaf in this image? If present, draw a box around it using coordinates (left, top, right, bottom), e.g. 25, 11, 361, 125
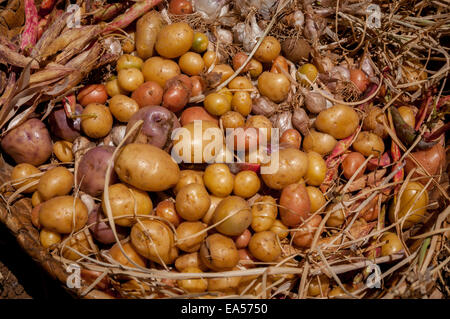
0, 43, 40, 69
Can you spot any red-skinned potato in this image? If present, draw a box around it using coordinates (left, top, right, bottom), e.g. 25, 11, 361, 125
169, 0, 193, 14
405, 143, 445, 180
76, 146, 119, 197
87, 205, 127, 244
342, 152, 366, 180
1, 119, 52, 166
238, 249, 257, 268
180, 107, 218, 126
279, 183, 311, 226
131, 81, 164, 107
232, 52, 250, 73
291, 215, 322, 248
190, 76, 205, 97
125, 106, 180, 151
280, 129, 302, 149
77, 84, 108, 106
233, 229, 251, 249
162, 74, 192, 113
48, 105, 83, 142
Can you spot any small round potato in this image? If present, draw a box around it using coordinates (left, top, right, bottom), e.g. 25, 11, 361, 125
61, 231, 92, 261
175, 183, 210, 221
37, 166, 74, 200
39, 196, 88, 234
233, 170, 260, 198
212, 196, 252, 236
53, 141, 74, 162
203, 163, 234, 197
315, 104, 359, 139
130, 219, 175, 265
174, 170, 204, 194
11, 163, 41, 193
353, 131, 385, 157
155, 200, 181, 227
176, 221, 207, 252
200, 233, 239, 271
251, 195, 278, 232
261, 148, 308, 190
248, 231, 281, 262
40, 228, 61, 248
177, 267, 208, 293
109, 242, 147, 268
81, 103, 113, 139
109, 95, 140, 122
102, 183, 153, 227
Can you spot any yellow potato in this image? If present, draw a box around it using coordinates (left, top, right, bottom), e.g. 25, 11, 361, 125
175, 183, 210, 221
109, 242, 147, 268
39, 196, 88, 234
175, 252, 207, 272
261, 148, 308, 190
102, 183, 153, 227
303, 129, 337, 155
11, 163, 40, 194
155, 22, 194, 58
315, 104, 359, 139
212, 196, 252, 236
251, 195, 277, 232
130, 219, 175, 265
115, 143, 180, 192
200, 233, 239, 271
176, 221, 207, 252
61, 232, 92, 261
37, 166, 74, 200
353, 131, 385, 157
248, 231, 281, 262
177, 267, 208, 293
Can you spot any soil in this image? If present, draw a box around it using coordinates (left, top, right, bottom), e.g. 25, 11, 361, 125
0, 223, 73, 299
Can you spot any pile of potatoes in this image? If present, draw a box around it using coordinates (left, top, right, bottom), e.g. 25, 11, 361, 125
1, 3, 444, 298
